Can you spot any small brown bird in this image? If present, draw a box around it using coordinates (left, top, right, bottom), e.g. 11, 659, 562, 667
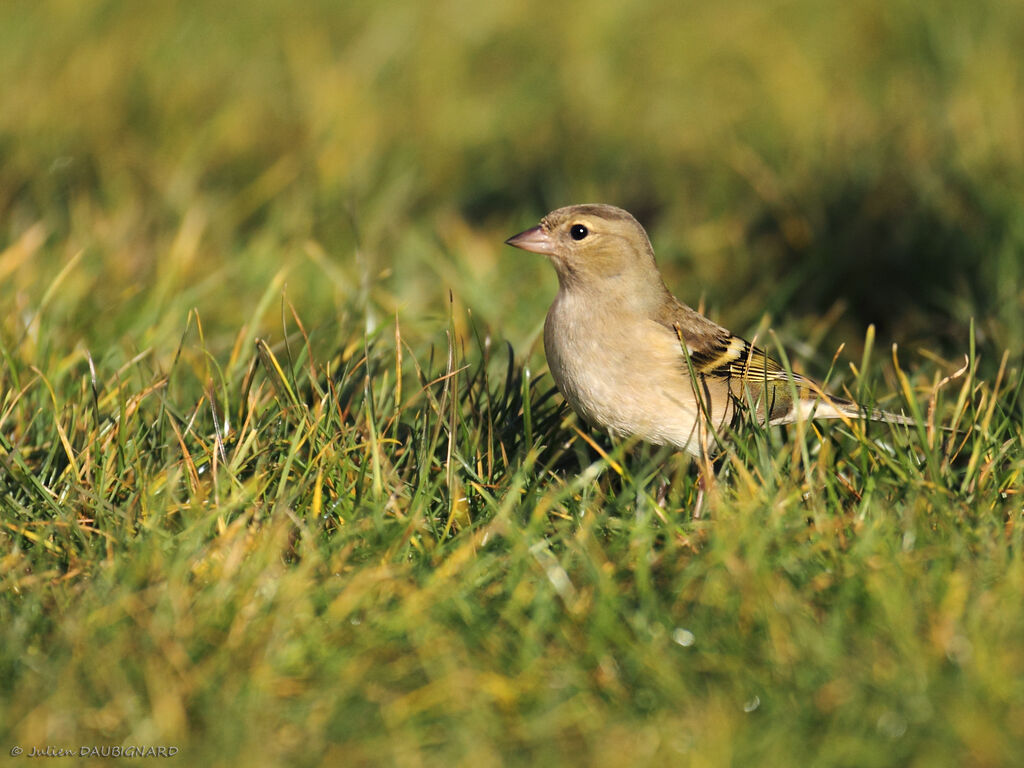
506, 204, 911, 459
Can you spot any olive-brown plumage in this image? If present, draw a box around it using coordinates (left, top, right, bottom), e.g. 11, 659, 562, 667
505, 204, 910, 457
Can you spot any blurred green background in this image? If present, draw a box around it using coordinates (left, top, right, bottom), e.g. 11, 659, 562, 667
3, 1, 1024, 766
4, 0, 1023, 365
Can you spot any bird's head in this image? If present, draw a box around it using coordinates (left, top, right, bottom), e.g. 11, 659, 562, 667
505, 204, 663, 295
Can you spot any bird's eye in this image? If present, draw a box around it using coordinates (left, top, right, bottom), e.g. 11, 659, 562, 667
570, 224, 589, 241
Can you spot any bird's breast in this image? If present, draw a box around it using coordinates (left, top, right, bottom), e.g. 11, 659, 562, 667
543, 291, 726, 455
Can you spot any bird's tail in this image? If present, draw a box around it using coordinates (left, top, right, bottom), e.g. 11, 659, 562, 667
770, 392, 915, 427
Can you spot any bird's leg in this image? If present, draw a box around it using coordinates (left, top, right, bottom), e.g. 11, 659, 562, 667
655, 475, 670, 508
691, 411, 718, 520
692, 468, 709, 520
632, 443, 672, 522
692, 443, 723, 520
654, 449, 691, 510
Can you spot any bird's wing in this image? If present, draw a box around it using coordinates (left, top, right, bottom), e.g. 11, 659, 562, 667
654, 298, 903, 427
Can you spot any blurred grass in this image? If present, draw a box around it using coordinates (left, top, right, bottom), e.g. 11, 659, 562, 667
2, 0, 1023, 765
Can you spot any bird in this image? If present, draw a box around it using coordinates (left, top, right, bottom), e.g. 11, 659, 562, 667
505, 203, 913, 461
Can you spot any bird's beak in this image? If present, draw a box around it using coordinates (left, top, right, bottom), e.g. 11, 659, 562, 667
505, 225, 556, 256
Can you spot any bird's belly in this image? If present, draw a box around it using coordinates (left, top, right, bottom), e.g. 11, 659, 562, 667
544, 306, 722, 455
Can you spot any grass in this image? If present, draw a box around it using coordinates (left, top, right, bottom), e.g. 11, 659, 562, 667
2, 0, 1024, 765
